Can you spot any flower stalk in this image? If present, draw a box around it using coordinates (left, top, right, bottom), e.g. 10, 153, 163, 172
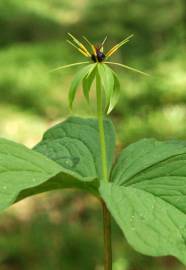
96, 68, 108, 182
96, 66, 112, 270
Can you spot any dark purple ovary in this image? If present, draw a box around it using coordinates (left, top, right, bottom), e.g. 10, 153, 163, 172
91, 51, 105, 63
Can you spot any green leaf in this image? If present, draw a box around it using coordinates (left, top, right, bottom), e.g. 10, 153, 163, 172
0, 138, 97, 212
100, 139, 186, 265
34, 116, 116, 181
97, 64, 115, 112
68, 64, 94, 108
107, 71, 120, 114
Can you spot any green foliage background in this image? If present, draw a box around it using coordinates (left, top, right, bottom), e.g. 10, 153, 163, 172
0, 0, 185, 269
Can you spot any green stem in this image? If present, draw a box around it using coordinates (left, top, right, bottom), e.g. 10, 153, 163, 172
96, 67, 108, 182
96, 66, 112, 270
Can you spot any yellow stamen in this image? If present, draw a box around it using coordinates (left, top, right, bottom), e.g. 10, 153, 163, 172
67, 33, 91, 56
82, 36, 97, 55
67, 40, 90, 57
106, 34, 133, 58
99, 36, 107, 52
102, 36, 107, 47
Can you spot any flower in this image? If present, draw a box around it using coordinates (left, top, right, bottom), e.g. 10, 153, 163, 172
52, 33, 149, 113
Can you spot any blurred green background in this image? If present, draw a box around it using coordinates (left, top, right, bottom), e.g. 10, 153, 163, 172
0, 0, 186, 269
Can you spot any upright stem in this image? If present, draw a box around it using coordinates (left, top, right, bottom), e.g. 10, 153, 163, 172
102, 200, 112, 270
96, 70, 108, 182
96, 66, 112, 270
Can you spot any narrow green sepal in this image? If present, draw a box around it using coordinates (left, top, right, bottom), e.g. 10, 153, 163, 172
97, 64, 115, 113
68, 64, 94, 108
107, 70, 120, 114
82, 63, 97, 102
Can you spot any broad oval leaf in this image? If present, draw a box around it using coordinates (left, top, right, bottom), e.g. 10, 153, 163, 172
100, 138, 186, 265
0, 138, 97, 212
34, 116, 116, 181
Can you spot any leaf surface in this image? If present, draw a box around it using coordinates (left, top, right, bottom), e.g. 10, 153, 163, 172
100, 139, 186, 265
0, 138, 97, 211
34, 116, 115, 181
0, 116, 116, 211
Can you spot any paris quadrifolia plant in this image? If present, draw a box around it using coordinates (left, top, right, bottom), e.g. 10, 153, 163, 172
1, 33, 186, 270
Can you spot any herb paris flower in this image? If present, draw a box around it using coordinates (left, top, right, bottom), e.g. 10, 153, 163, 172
52, 33, 149, 114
